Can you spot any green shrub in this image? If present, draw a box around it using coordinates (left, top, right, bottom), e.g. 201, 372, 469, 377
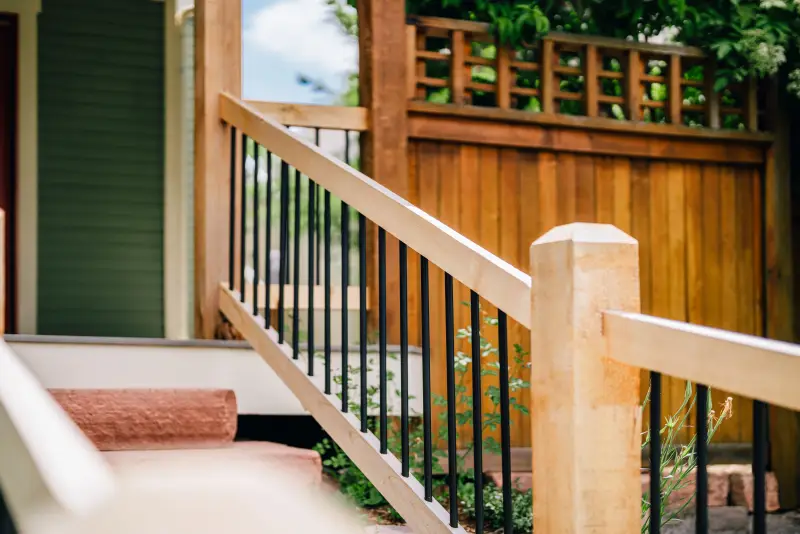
313, 306, 733, 534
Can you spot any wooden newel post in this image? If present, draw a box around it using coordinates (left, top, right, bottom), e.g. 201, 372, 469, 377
529, 223, 641, 533
194, 0, 241, 338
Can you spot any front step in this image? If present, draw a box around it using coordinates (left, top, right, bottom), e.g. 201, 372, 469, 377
102, 443, 321, 487
50, 388, 237, 450
50, 388, 322, 486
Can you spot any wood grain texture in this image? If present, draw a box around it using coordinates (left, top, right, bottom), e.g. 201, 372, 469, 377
530, 224, 641, 534
194, 0, 242, 338
584, 45, 598, 118
605, 311, 800, 412
407, 113, 765, 164
245, 101, 368, 131
408, 101, 773, 143
404, 136, 764, 448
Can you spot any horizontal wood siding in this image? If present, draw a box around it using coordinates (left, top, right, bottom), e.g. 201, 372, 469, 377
38, 0, 165, 336
405, 138, 763, 448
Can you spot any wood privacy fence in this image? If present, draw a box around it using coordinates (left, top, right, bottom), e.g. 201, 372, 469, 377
396, 18, 777, 451
246, 18, 786, 456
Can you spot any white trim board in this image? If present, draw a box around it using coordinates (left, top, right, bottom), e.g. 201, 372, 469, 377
8, 337, 424, 416
164, 0, 192, 339
0, 0, 39, 334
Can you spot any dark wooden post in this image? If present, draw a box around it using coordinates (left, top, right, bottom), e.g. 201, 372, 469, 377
194, 0, 242, 338
357, 0, 409, 337
765, 75, 799, 509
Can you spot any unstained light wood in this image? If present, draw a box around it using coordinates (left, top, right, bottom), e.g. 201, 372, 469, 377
194, 0, 242, 339
219, 94, 532, 327
605, 311, 800, 412
246, 101, 369, 131
530, 224, 641, 534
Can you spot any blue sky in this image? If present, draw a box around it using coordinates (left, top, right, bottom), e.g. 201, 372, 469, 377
242, 0, 358, 104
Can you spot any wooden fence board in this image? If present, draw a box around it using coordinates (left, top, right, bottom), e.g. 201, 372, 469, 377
400, 136, 765, 448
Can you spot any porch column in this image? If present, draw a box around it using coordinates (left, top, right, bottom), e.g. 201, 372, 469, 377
194, 0, 241, 338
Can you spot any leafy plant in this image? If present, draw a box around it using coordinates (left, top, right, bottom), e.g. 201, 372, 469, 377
321, 0, 800, 119
460, 480, 534, 533
313, 306, 733, 534
641, 384, 734, 531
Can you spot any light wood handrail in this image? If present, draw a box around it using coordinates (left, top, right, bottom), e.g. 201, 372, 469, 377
604, 311, 800, 411
220, 93, 532, 327
245, 101, 369, 131
0, 340, 115, 532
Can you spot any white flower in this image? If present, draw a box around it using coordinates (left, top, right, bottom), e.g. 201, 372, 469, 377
787, 69, 800, 97
741, 30, 786, 76
760, 0, 787, 9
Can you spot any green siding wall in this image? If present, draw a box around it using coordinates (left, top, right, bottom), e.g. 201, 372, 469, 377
38, 0, 165, 337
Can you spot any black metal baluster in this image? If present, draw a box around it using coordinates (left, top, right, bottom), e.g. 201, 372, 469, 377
359, 213, 368, 432
421, 256, 433, 501
753, 400, 768, 534
239, 133, 247, 301
278, 161, 289, 344
696, 384, 709, 534
324, 189, 332, 395
498, 311, 513, 534
342, 131, 352, 411
292, 170, 301, 359
344, 130, 350, 166
650, 372, 662, 534
341, 201, 350, 412
315, 128, 321, 285
444, 273, 458, 527
252, 144, 260, 316
264, 151, 273, 328
379, 228, 388, 453
400, 241, 409, 477
228, 126, 236, 291
308, 180, 316, 376
470, 290, 483, 534
0, 488, 16, 534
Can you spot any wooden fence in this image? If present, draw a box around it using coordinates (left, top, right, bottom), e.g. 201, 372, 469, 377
391, 16, 783, 453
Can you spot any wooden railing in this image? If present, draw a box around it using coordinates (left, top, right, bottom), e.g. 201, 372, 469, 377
407, 16, 760, 132
217, 95, 790, 532
245, 101, 369, 131
221, 94, 530, 327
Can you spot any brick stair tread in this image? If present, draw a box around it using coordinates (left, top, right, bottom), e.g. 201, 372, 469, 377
102, 442, 322, 487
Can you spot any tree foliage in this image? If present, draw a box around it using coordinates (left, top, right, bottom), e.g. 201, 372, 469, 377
407, 0, 800, 93
329, 0, 800, 96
